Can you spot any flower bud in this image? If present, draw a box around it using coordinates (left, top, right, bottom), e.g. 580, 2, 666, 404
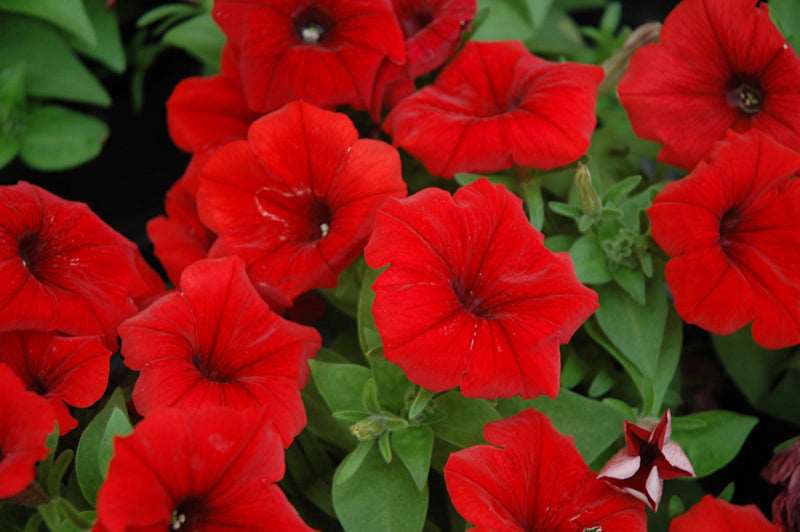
576, 162, 602, 217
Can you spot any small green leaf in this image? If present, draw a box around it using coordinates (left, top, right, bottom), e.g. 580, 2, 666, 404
771, 0, 800, 52
333, 445, 429, 532
611, 266, 645, 305
0, 16, 110, 106
332, 410, 370, 424
431, 391, 500, 448
392, 426, 434, 491
19, 105, 108, 171
336, 440, 375, 486
71, 0, 126, 73
671, 410, 758, 478
97, 409, 133, 477
367, 348, 410, 414
319, 258, 364, 318
603, 175, 642, 205
75, 388, 129, 506
408, 388, 435, 421
667, 495, 685, 518
378, 432, 393, 463
595, 276, 668, 379
137, 3, 200, 27
548, 201, 582, 220
309, 360, 372, 414
521, 177, 544, 230
0, 132, 19, 169
46, 450, 74, 498
0, 65, 26, 119
570, 235, 611, 284
525, 0, 554, 32
362, 378, 382, 414
0, 0, 96, 47
718, 482, 735, 502
358, 266, 384, 354
162, 13, 224, 69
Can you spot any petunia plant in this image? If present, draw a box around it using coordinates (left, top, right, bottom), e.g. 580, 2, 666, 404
1, 0, 800, 531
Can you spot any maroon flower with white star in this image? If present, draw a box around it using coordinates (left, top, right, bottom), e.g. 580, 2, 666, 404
599, 410, 694, 510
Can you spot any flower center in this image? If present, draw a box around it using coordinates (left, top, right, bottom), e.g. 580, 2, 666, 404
401, 10, 433, 38
719, 207, 741, 248
309, 200, 332, 241
169, 499, 203, 531
17, 233, 44, 277
451, 279, 491, 319
192, 354, 229, 383
727, 82, 763, 114
294, 6, 333, 45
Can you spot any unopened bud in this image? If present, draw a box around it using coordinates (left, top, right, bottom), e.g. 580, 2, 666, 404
576, 163, 602, 217
350, 415, 385, 441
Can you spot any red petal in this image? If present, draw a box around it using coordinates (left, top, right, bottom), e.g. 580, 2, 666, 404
669, 495, 781, 532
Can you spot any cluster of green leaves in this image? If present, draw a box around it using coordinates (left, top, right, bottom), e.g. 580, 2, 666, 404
0, 0, 124, 171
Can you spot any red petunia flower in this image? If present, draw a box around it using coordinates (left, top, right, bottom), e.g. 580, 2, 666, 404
669, 495, 781, 532
198, 101, 406, 306
599, 410, 694, 510
212, 0, 406, 113
166, 73, 257, 154
762, 439, 800, 531
618, 0, 800, 170
445, 409, 647, 531
0, 182, 163, 348
369, 59, 416, 121
0, 331, 110, 435
0, 363, 55, 499
648, 131, 800, 349
392, 0, 475, 79
94, 407, 312, 531
119, 257, 320, 446
147, 156, 217, 286
364, 178, 598, 399
383, 41, 604, 178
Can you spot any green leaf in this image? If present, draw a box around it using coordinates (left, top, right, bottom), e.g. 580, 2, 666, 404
0, 65, 26, 120
137, 3, 200, 27
0, 16, 110, 106
71, 0, 126, 73
0, 133, 19, 169
472, 0, 536, 42
392, 427, 434, 492
503, 389, 628, 464
611, 266, 646, 305
75, 388, 130, 506
548, 201, 582, 220
378, 432, 393, 463
358, 266, 384, 354
525, 0, 554, 32
336, 440, 375, 485
19, 105, 108, 171
97, 409, 133, 477
718, 482, 735, 502
671, 410, 758, 478
46, 450, 74, 498
771, 0, 800, 52
712, 328, 792, 405
362, 378, 383, 414
162, 13, 224, 69
0, 0, 96, 47
309, 360, 373, 415
603, 175, 642, 205
431, 391, 500, 448
333, 445, 429, 532
408, 388, 435, 421
570, 235, 611, 284
320, 258, 364, 318
521, 177, 544, 230
366, 349, 410, 414
594, 276, 668, 379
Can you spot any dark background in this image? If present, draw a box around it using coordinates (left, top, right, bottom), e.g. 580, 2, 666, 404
4, 0, 788, 518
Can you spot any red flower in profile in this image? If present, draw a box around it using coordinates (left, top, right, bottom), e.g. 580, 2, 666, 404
95, 407, 312, 531
384, 41, 603, 178
119, 257, 320, 446
364, 179, 598, 399
369, 0, 475, 120
669, 495, 781, 532
166, 72, 257, 153
648, 131, 800, 349
0, 363, 55, 499
147, 157, 217, 285
0, 182, 163, 348
0, 332, 110, 435
213, 0, 406, 113
618, 0, 800, 170
393, 0, 475, 79
445, 409, 647, 531
599, 410, 694, 510
198, 101, 406, 306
